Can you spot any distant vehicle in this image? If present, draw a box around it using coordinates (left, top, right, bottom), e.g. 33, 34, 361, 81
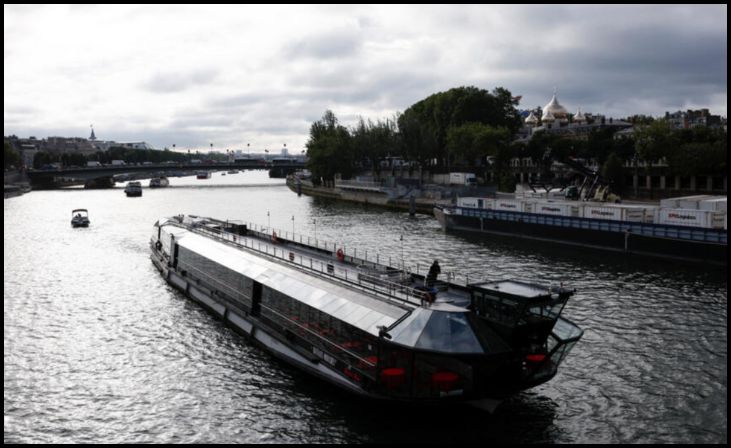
86, 161, 103, 167
196, 171, 211, 179
71, 209, 90, 227
380, 156, 406, 168
449, 172, 477, 186
111, 160, 126, 166
564, 185, 579, 200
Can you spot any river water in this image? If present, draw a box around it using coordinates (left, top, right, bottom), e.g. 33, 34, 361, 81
4, 171, 727, 443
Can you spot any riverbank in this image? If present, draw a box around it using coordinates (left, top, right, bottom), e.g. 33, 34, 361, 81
286, 176, 453, 214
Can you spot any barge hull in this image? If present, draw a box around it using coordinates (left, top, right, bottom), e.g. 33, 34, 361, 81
151, 251, 374, 398
435, 207, 726, 266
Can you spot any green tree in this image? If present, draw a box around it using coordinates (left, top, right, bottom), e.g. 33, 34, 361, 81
634, 120, 676, 165
350, 116, 400, 179
398, 86, 521, 169
445, 122, 509, 181
667, 141, 726, 177
4, 141, 21, 169
634, 120, 679, 197
600, 152, 626, 195
305, 110, 353, 185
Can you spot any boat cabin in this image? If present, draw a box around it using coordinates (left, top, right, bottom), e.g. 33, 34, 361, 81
469, 280, 573, 347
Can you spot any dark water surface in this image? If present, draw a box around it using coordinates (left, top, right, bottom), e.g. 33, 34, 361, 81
4, 171, 727, 443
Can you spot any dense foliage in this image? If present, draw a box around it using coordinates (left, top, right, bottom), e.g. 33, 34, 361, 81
304, 86, 726, 189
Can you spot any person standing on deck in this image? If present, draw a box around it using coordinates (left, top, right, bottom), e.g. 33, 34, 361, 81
426, 259, 441, 288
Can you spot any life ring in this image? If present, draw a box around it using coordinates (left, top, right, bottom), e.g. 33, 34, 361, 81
336, 248, 345, 261
271, 231, 278, 243
155, 241, 162, 251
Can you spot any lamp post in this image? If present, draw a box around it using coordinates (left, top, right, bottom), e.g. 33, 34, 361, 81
267, 211, 270, 231
633, 152, 639, 198
291, 215, 295, 237
400, 234, 404, 272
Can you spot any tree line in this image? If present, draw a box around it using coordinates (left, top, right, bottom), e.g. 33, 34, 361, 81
305, 86, 521, 188
24, 146, 231, 169
305, 85, 726, 191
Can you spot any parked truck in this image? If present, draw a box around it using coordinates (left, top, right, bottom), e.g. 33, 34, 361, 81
449, 172, 477, 186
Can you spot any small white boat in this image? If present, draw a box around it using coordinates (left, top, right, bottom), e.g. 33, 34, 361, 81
149, 177, 170, 188
124, 181, 143, 197
71, 209, 90, 227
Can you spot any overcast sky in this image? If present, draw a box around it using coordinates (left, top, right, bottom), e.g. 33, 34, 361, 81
4, 4, 727, 152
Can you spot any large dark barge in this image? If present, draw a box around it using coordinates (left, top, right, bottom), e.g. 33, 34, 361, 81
434, 204, 727, 266
150, 215, 583, 410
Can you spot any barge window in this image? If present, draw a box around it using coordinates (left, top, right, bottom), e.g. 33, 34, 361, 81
415, 312, 484, 354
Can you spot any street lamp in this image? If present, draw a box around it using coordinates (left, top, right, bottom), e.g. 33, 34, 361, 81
400, 234, 405, 273
633, 152, 639, 198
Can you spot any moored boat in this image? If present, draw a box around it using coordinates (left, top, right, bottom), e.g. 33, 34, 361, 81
150, 215, 583, 410
434, 195, 727, 266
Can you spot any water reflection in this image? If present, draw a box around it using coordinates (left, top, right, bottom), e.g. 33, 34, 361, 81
4, 171, 727, 443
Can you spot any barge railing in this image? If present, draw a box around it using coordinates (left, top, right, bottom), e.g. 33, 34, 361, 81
239, 221, 473, 287
175, 219, 434, 308
449, 206, 727, 244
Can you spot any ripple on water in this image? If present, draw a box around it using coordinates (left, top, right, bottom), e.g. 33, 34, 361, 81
3, 175, 727, 443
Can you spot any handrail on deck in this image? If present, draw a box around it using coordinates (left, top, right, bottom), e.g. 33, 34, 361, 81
174, 220, 431, 308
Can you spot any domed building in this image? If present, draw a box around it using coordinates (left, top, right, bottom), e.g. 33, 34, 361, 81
542, 90, 569, 125
524, 111, 539, 127
518, 88, 632, 141
574, 108, 586, 124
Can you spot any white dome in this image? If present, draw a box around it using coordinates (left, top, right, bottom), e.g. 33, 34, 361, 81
575, 108, 586, 123
525, 111, 539, 125
542, 93, 569, 120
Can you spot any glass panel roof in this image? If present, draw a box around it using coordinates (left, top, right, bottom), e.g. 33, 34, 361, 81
172, 227, 409, 336
389, 308, 484, 354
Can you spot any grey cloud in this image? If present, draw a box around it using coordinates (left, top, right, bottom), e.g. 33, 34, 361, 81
283, 30, 363, 60
141, 69, 219, 93
5, 5, 726, 152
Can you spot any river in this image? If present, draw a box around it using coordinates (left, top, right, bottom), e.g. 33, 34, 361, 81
4, 170, 727, 443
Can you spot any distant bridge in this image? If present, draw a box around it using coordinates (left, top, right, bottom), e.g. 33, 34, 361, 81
26, 161, 306, 189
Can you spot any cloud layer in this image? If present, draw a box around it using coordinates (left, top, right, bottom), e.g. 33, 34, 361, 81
4, 5, 727, 151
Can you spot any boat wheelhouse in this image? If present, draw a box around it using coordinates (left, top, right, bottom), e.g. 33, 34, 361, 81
150, 215, 583, 409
